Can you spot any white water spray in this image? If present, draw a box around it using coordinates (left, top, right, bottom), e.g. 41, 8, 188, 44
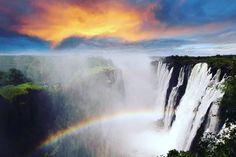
154, 61, 173, 118
10, 54, 226, 156
101, 57, 225, 155
168, 63, 225, 151
164, 67, 185, 130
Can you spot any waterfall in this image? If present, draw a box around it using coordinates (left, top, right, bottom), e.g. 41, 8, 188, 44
16, 55, 226, 157
111, 58, 226, 153
204, 70, 225, 134
154, 61, 173, 118
123, 59, 227, 153
205, 102, 220, 133
163, 67, 185, 130
166, 63, 225, 150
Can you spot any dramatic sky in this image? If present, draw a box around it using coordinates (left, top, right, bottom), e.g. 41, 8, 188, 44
0, 0, 236, 55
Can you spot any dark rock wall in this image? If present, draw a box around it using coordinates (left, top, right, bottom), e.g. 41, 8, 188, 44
0, 90, 61, 157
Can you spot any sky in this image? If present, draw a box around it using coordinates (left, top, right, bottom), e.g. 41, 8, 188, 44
0, 0, 236, 55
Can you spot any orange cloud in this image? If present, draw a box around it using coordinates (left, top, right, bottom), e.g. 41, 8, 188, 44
12, 0, 228, 46
15, 1, 159, 45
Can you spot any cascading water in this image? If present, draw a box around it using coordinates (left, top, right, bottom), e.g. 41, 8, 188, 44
205, 102, 221, 133
166, 63, 225, 151
163, 67, 185, 130
154, 61, 173, 118
10, 54, 226, 157
95, 56, 225, 155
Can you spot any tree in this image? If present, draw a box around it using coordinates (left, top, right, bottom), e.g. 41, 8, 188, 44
6, 68, 31, 85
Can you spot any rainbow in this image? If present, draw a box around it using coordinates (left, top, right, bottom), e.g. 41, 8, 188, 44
38, 109, 161, 149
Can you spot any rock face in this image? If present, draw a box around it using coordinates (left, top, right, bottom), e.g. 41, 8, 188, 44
0, 90, 59, 157
0, 58, 125, 157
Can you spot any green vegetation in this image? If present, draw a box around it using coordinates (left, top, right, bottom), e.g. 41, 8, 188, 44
87, 57, 116, 75
220, 77, 236, 122
0, 83, 43, 101
167, 149, 196, 157
0, 68, 31, 86
199, 122, 236, 157
164, 55, 236, 76
0, 68, 43, 101
0, 55, 235, 157
165, 122, 236, 157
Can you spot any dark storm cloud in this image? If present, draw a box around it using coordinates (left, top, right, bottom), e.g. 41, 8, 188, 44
0, 0, 35, 28
0, 0, 50, 52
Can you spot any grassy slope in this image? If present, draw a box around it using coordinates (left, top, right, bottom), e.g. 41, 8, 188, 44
0, 57, 118, 102
0, 83, 43, 101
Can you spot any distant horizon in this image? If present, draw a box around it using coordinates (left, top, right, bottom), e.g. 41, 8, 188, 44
0, 50, 235, 57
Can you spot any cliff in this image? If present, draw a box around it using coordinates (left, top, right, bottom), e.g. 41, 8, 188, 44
0, 58, 125, 157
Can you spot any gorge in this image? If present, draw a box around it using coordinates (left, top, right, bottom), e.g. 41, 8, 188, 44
0, 54, 235, 157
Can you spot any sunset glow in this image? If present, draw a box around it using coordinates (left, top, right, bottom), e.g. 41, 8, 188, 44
0, 0, 235, 52
16, 1, 158, 45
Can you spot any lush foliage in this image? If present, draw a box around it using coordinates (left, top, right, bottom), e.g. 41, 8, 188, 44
165, 122, 236, 157
220, 77, 236, 122
167, 150, 196, 157
164, 55, 236, 76
0, 83, 43, 101
0, 68, 43, 101
0, 68, 31, 86
199, 122, 236, 157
